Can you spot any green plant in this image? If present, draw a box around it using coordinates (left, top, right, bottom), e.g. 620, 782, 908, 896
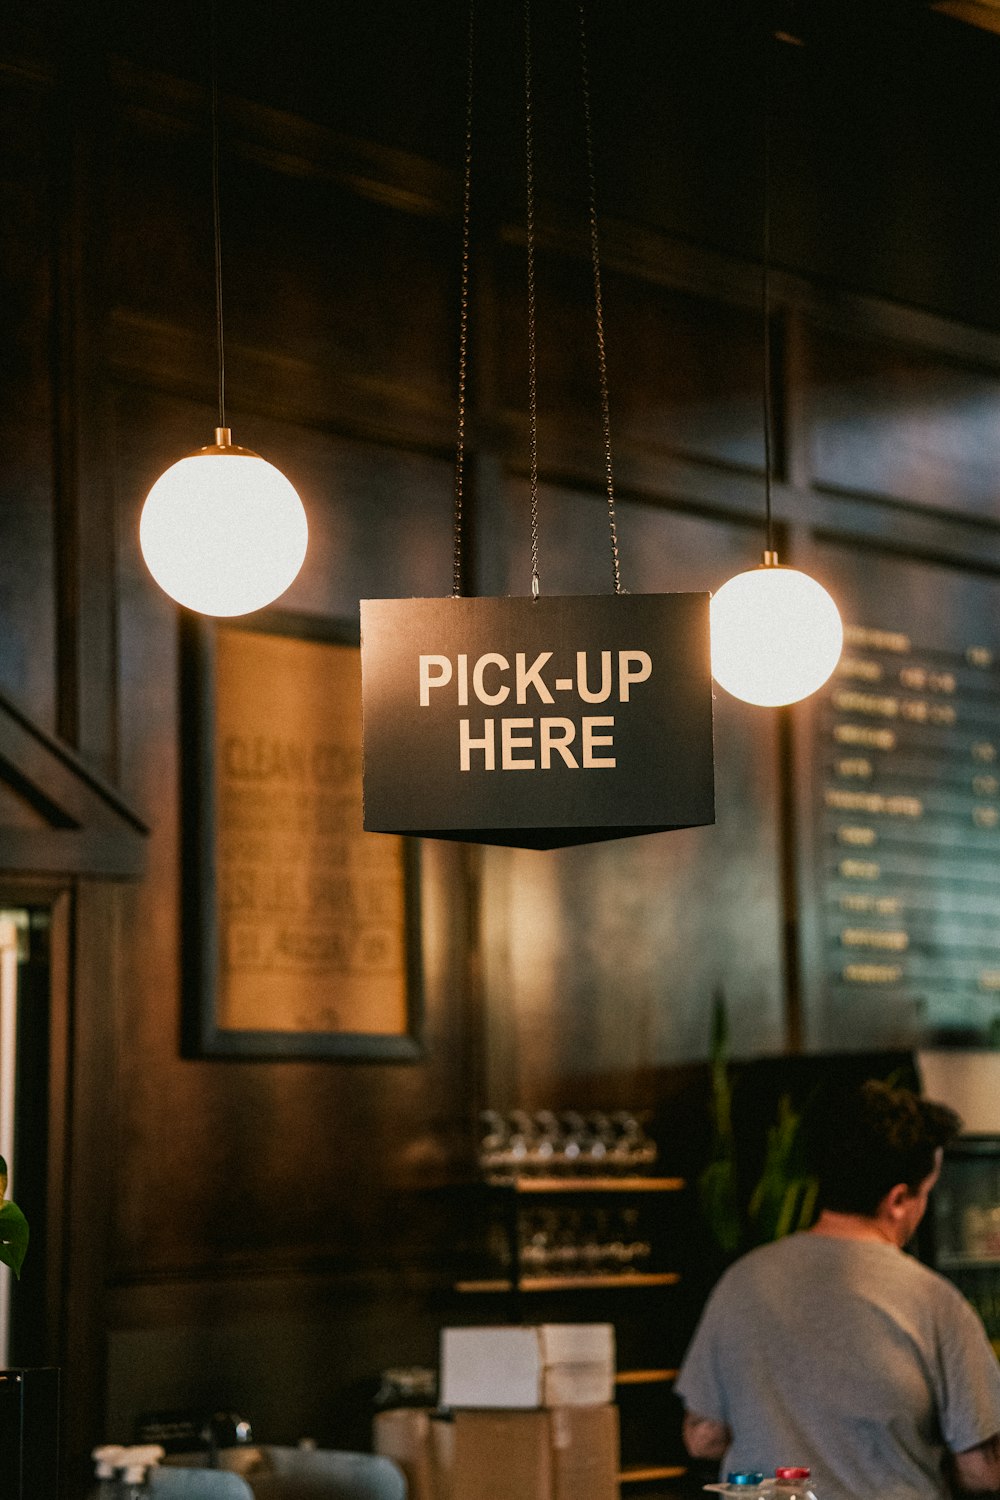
697, 991, 743, 1255
746, 1092, 818, 1244
698, 992, 818, 1256
0, 1155, 29, 1278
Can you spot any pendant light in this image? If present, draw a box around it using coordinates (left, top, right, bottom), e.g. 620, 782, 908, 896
139, 8, 307, 617
710, 551, 844, 708
709, 27, 842, 708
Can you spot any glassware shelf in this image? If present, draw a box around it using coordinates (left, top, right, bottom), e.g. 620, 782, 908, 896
936, 1252, 1000, 1269
615, 1368, 678, 1386
619, 1464, 687, 1483
455, 1271, 681, 1293
485, 1176, 685, 1194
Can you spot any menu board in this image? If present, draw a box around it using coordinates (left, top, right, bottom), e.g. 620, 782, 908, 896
816, 622, 1000, 1046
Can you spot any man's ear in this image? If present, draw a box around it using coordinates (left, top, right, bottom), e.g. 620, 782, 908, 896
883, 1181, 911, 1218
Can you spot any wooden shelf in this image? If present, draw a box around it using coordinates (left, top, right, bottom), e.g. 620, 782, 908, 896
619, 1464, 687, 1483
487, 1176, 685, 1194
455, 1271, 681, 1293
936, 1252, 1000, 1269
616, 1368, 678, 1386
463, 1163, 687, 1487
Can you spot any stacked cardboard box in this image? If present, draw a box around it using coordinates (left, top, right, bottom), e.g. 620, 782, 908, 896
374, 1325, 620, 1500
372, 1406, 454, 1500
440, 1324, 616, 1410
447, 1405, 620, 1500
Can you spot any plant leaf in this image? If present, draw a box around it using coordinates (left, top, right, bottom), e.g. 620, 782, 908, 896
747, 1094, 819, 1243
698, 1157, 742, 1255
699, 992, 743, 1254
0, 1199, 29, 1278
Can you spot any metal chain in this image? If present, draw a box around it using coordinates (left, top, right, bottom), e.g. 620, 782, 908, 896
578, 0, 623, 594
524, 0, 541, 599
452, 0, 475, 597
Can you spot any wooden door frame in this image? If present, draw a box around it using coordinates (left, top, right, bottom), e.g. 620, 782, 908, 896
0, 876, 119, 1499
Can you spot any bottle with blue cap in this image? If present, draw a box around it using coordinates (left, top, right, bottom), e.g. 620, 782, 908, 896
704, 1471, 767, 1495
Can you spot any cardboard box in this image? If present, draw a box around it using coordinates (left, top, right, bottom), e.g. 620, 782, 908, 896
539, 1324, 616, 1407
441, 1327, 544, 1409
537, 1324, 615, 1366
550, 1404, 620, 1500
542, 1362, 615, 1407
447, 1406, 620, 1500
440, 1324, 615, 1410
451, 1410, 551, 1500
373, 1408, 449, 1500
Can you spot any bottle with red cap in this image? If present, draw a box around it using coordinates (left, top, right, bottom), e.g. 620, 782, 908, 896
768, 1467, 818, 1500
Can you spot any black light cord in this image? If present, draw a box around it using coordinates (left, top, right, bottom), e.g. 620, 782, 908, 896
210, 0, 226, 434
761, 19, 775, 557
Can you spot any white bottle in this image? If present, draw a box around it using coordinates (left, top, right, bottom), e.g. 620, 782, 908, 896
90, 1445, 126, 1499
117, 1444, 166, 1500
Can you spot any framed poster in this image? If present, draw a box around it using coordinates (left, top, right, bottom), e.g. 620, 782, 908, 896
182, 611, 422, 1059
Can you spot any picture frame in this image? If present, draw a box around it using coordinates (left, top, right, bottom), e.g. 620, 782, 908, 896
181, 610, 423, 1059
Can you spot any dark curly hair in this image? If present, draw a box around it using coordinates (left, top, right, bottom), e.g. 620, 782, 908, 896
812, 1079, 961, 1218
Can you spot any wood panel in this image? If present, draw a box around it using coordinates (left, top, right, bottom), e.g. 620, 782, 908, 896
104, 1267, 452, 1454
64, 879, 122, 1492
0, 66, 57, 727
495, 243, 768, 477
0, 688, 146, 877
107, 385, 473, 1280
478, 482, 785, 1101
806, 324, 1000, 520
103, 76, 459, 442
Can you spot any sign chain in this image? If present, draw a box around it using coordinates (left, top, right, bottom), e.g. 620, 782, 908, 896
454, 0, 623, 603
452, 0, 476, 598
578, 1, 623, 595
525, 0, 541, 599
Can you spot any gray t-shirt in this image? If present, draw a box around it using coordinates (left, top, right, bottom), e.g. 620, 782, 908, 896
675, 1232, 1000, 1500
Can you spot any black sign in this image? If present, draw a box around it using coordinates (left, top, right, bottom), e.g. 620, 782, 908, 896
360, 594, 715, 849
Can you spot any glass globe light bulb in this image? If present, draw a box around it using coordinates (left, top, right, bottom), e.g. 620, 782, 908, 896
710, 552, 843, 707
139, 429, 308, 617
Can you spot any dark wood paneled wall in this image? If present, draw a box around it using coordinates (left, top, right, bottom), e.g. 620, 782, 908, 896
6, 3, 1000, 1493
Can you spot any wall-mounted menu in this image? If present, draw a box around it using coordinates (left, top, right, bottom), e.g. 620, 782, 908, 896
816, 619, 1000, 1047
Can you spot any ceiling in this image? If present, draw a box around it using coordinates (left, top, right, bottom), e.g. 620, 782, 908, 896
931, 0, 1000, 36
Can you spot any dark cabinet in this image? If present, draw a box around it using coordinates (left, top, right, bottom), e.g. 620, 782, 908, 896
922, 1137, 1000, 1352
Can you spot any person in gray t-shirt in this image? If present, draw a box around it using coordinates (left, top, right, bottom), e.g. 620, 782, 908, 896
676, 1081, 1000, 1500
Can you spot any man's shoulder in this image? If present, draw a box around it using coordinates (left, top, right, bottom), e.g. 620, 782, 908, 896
710, 1232, 805, 1288
717, 1233, 972, 1306
718, 1231, 952, 1283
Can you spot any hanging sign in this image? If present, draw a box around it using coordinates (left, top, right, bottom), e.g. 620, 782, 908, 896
360, 593, 715, 849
